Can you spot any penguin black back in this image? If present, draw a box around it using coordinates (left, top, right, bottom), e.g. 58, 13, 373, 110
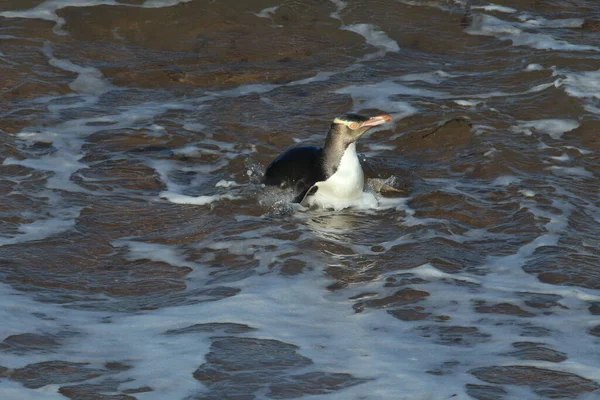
264, 145, 325, 196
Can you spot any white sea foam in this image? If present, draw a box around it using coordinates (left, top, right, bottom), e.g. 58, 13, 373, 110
0, 381, 66, 400
254, 6, 279, 19
3, 148, 88, 193
554, 69, 600, 117
2, 2, 600, 399
411, 263, 480, 284
0, 1, 115, 33
0, 274, 210, 397
343, 24, 400, 53
216, 71, 337, 98
336, 74, 554, 108
548, 166, 593, 178
483, 148, 496, 157
493, 175, 520, 186
302, 191, 379, 211
399, 70, 455, 85
291, 71, 336, 85
113, 240, 208, 281
510, 119, 580, 139
43, 42, 114, 96
517, 14, 584, 29
5, 100, 195, 192
473, 124, 494, 135
182, 122, 206, 132
467, 14, 599, 52
584, 103, 600, 115
160, 191, 240, 205
141, 0, 193, 7
340, 73, 550, 120
0, 206, 81, 247
329, 0, 347, 21
0, 0, 194, 33
150, 143, 248, 206
551, 153, 570, 162
471, 4, 516, 13
328, 0, 398, 57
454, 99, 482, 107
215, 180, 239, 188
564, 146, 592, 155
367, 143, 396, 151
218, 83, 278, 97
336, 81, 430, 117
525, 63, 543, 71
1, 185, 599, 400
520, 189, 536, 197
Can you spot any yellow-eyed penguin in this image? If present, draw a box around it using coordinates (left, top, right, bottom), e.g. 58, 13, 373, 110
264, 113, 392, 208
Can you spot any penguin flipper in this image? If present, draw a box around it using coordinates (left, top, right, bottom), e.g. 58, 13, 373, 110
297, 185, 319, 205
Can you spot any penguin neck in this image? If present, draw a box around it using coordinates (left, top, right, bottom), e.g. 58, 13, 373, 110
321, 141, 363, 185
321, 132, 356, 179
311, 141, 364, 203
335, 142, 361, 177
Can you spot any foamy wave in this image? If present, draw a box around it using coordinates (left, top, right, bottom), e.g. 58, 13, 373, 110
454, 99, 483, 107
517, 14, 584, 29
336, 81, 427, 117
510, 119, 580, 139
399, 70, 456, 85
215, 71, 336, 98
467, 14, 598, 52
215, 180, 239, 188
525, 63, 544, 71
0, 0, 196, 32
303, 191, 382, 211
548, 166, 593, 178
43, 43, 114, 96
0, 207, 81, 247
554, 68, 600, 116
343, 24, 400, 53
328, 0, 399, 56
160, 191, 241, 205
329, 0, 347, 20
254, 6, 279, 19
141, 0, 193, 7
471, 4, 516, 13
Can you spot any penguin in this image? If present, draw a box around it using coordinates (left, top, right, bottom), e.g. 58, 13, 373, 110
264, 113, 392, 208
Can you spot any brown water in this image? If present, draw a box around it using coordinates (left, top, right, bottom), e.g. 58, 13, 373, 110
1, 0, 600, 399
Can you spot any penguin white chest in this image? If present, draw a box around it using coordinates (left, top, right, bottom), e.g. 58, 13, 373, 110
312, 143, 364, 203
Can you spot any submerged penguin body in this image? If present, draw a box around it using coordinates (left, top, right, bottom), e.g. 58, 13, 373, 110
264, 113, 392, 207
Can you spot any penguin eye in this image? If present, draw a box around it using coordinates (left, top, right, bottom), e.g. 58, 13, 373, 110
348, 122, 360, 130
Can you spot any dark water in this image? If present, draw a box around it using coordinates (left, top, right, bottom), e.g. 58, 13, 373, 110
1, 0, 600, 399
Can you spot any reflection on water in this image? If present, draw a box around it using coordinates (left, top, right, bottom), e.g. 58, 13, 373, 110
307, 212, 364, 240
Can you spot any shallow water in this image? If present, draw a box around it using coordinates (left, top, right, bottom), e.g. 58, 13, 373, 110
1, 0, 600, 399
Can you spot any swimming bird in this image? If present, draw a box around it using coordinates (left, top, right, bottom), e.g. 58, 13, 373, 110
264, 113, 392, 208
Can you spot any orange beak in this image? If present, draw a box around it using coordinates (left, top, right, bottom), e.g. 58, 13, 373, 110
360, 114, 393, 128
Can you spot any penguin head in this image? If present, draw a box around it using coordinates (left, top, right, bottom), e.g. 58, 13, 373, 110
329, 113, 393, 144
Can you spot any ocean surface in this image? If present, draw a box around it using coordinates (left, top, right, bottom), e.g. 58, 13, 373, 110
1, 0, 600, 399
